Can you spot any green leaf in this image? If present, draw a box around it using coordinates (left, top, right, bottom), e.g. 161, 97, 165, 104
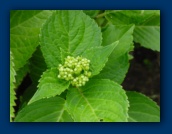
105, 10, 160, 51
15, 96, 73, 122
15, 63, 29, 89
94, 53, 129, 84
83, 10, 100, 18
126, 91, 160, 122
10, 10, 53, 71
66, 79, 129, 122
105, 10, 160, 25
93, 25, 134, 83
29, 46, 47, 84
82, 42, 118, 76
60, 48, 71, 64
101, 24, 135, 58
10, 51, 17, 122
40, 10, 102, 68
19, 84, 38, 110
28, 68, 70, 104
133, 26, 160, 51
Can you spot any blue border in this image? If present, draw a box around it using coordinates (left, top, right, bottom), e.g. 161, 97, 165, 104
0, 0, 171, 134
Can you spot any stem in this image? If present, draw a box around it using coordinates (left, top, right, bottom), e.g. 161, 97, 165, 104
95, 12, 106, 19
94, 10, 118, 19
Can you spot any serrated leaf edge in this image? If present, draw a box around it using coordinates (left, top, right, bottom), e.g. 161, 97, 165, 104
67, 78, 129, 122
126, 91, 160, 122
10, 51, 17, 121
127, 91, 160, 108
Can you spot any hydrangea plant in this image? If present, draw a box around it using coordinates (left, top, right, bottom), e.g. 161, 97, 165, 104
10, 10, 160, 122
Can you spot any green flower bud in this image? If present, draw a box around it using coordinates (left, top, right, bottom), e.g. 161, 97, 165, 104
57, 56, 92, 87
87, 72, 91, 77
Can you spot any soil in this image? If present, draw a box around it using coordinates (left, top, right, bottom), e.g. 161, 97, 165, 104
122, 44, 160, 106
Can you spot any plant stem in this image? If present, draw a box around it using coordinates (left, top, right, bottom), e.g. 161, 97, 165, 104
95, 12, 106, 19
95, 10, 119, 19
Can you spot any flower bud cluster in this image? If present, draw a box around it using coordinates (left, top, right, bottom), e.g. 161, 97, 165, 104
58, 56, 91, 87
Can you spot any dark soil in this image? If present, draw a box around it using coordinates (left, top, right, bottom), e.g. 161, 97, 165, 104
122, 45, 160, 106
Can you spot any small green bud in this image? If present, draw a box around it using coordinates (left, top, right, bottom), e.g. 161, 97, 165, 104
87, 72, 91, 77
74, 67, 82, 74
57, 56, 91, 87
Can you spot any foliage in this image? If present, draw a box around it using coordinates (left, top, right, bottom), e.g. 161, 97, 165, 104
10, 10, 160, 122
10, 51, 16, 122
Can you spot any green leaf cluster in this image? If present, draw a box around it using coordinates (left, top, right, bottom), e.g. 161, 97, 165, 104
105, 10, 160, 51
10, 10, 160, 122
